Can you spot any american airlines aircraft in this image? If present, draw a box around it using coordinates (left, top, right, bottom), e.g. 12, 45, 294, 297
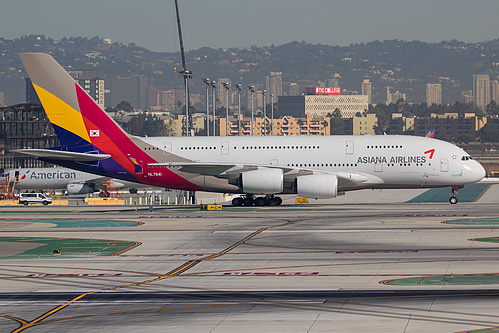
16, 53, 485, 206
0, 167, 145, 194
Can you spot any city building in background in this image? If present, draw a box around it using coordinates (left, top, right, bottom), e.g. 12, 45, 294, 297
4, 78, 25, 106
220, 114, 330, 136
278, 96, 306, 117
361, 79, 372, 104
386, 86, 406, 104
265, 72, 282, 102
289, 83, 300, 96
473, 74, 490, 110
348, 114, 377, 135
327, 73, 341, 87
216, 78, 232, 107
390, 114, 415, 134
426, 83, 442, 105
68, 70, 105, 109
413, 113, 485, 138
305, 94, 368, 118
280, 88, 369, 118
462, 90, 474, 104
107, 75, 148, 110
491, 80, 499, 103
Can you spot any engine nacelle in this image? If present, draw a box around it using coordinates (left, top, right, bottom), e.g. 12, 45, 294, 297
67, 183, 94, 194
241, 168, 283, 194
297, 174, 338, 199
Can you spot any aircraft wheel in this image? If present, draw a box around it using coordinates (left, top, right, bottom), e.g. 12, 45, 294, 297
275, 197, 283, 205
243, 197, 254, 206
232, 197, 243, 206
449, 196, 458, 204
268, 198, 277, 206
255, 197, 266, 206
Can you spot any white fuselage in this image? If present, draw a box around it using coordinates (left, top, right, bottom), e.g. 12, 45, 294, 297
138, 135, 485, 192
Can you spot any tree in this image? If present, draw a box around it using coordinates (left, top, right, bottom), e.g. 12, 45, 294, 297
116, 101, 134, 112
486, 100, 499, 116
480, 122, 499, 142
127, 113, 167, 136
329, 108, 344, 135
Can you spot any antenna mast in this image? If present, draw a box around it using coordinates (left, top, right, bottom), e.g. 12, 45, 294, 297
174, 0, 192, 136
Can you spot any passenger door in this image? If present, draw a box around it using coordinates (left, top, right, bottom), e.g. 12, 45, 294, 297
440, 158, 449, 172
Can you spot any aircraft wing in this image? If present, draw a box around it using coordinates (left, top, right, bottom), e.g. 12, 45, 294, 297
14, 149, 111, 162
149, 162, 369, 189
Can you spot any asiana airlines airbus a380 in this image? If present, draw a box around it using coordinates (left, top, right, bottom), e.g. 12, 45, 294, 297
16, 53, 485, 206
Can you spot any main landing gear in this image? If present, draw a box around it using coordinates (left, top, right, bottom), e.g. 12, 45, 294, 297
232, 194, 283, 207
449, 188, 459, 204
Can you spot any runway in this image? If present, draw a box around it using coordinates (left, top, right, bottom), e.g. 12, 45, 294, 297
1, 186, 499, 332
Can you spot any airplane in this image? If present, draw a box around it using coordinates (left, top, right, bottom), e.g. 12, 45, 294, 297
0, 167, 149, 194
16, 53, 485, 206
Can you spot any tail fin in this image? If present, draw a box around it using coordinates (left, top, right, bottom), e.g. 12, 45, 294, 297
20, 53, 130, 149
20, 53, 140, 181
19, 53, 200, 190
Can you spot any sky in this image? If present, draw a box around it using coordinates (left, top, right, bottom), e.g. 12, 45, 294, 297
1, 0, 498, 52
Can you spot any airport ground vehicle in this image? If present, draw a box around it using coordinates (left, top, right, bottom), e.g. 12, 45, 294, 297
18, 193, 52, 205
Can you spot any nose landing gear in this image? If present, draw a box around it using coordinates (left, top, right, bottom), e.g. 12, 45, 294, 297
449, 188, 459, 204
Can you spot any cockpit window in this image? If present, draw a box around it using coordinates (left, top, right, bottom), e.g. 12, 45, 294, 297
461, 156, 473, 161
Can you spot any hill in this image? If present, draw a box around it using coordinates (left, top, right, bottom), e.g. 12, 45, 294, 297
1, 35, 499, 104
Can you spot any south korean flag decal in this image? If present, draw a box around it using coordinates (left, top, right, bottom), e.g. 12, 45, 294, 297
90, 130, 100, 137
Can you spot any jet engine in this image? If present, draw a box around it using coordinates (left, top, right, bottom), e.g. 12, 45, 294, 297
240, 168, 283, 194
67, 183, 95, 194
297, 174, 338, 199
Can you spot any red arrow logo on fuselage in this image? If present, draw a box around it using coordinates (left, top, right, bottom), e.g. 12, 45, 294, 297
424, 149, 435, 159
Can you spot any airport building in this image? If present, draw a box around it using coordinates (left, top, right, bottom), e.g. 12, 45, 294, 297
0, 103, 59, 170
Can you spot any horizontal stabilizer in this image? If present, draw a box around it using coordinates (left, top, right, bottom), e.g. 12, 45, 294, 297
14, 149, 110, 162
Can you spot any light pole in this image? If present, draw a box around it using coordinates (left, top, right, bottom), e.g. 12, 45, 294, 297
223, 82, 230, 136
262, 89, 267, 136
235, 84, 242, 136
203, 78, 210, 136
211, 80, 216, 135
270, 93, 274, 135
247, 85, 254, 136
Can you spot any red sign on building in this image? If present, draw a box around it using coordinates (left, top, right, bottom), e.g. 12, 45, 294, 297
305, 87, 341, 95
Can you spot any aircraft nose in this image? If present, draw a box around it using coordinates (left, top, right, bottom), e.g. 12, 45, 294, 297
472, 161, 486, 182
